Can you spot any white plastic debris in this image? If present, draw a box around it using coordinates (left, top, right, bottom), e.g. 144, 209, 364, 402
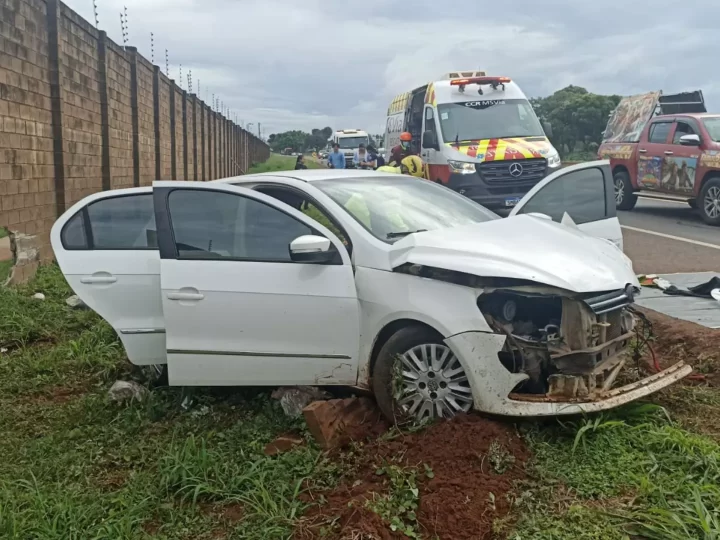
66, 295, 87, 309
271, 386, 332, 417
653, 278, 672, 290
32, 293, 45, 300
108, 380, 149, 403
711, 289, 720, 303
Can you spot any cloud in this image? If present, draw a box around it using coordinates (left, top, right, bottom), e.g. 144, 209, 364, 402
66, 0, 719, 136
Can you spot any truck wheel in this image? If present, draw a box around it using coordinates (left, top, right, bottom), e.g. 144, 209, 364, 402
372, 326, 473, 425
614, 171, 637, 211
699, 179, 720, 225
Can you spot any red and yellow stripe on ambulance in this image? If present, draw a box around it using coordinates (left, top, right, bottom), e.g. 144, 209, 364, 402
447, 137, 553, 162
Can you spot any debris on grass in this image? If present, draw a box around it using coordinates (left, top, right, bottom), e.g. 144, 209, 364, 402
108, 380, 150, 403
271, 385, 332, 417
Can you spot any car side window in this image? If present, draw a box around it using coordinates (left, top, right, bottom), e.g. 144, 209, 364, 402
252, 185, 351, 251
424, 107, 437, 137
648, 122, 672, 144
672, 121, 696, 144
517, 167, 607, 224
167, 189, 314, 262
60, 193, 157, 250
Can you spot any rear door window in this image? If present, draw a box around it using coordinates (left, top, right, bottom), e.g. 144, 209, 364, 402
648, 122, 672, 144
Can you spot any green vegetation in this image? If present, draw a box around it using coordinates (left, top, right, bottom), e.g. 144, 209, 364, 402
0, 265, 336, 539
0, 228, 8, 239
510, 404, 720, 540
247, 153, 322, 174
2, 266, 719, 539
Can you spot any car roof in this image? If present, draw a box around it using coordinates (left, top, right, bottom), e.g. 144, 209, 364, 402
657, 113, 720, 120
215, 169, 387, 184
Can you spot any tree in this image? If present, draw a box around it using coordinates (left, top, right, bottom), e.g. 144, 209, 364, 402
268, 127, 334, 153
531, 86, 621, 158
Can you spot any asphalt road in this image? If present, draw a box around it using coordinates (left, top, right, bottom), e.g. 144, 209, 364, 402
619, 196, 720, 274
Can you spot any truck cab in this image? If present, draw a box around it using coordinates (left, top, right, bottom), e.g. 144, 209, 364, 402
599, 91, 720, 225
332, 129, 370, 169
384, 71, 561, 210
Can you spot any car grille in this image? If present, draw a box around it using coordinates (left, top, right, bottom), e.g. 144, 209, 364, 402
584, 288, 635, 315
476, 158, 547, 185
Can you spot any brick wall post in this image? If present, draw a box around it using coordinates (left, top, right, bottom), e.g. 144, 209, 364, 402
192, 96, 198, 180
46, 0, 66, 217
182, 90, 188, 180
200, 104, 205, 180
97, 31, 111, 191
169, 82, 176, 180
153, 66, 161, 180
127, 47, 140, 187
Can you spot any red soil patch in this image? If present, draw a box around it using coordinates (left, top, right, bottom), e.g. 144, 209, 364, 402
643, 308, 720, 385
296, 414, 528, 540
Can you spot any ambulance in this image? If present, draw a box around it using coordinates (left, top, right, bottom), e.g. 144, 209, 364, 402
384, 71, 561, 209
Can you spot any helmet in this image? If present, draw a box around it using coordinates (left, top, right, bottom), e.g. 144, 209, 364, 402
400, 155, 424, 178
399, 132, 412, 142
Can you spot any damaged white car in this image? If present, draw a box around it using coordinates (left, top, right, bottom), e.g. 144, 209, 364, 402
51, 161, 692, 421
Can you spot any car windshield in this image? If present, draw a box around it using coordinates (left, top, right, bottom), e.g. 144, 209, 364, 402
702, 117, 720, 142
438, 99, 545, 142
337, 136, 368, 149
314, 176, 499, 242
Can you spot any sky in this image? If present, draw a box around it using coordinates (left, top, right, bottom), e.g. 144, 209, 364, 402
66, 0, 720, 138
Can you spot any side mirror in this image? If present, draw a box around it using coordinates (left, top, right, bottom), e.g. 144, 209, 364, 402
422, 130, 438, 150
679, 134, 701, 146
542, 121, 553, 139
289, 235, 336, 264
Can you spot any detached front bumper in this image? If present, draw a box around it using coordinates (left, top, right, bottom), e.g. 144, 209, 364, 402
445, 331, 692, 417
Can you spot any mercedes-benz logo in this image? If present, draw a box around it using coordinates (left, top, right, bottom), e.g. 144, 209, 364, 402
508, 163, 523, 177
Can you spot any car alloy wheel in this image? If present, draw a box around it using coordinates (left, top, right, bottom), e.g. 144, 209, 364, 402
396, 343, 473, 421
704, 186, 720, 220
614, 177, 625, 205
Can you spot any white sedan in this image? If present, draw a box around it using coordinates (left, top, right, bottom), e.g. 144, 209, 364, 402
51, 161, 691, 422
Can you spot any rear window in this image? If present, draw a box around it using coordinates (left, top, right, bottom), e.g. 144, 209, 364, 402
648, 122, 672, 144
61, 194, 157, 250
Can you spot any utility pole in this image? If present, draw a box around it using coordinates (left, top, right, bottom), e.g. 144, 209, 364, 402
257, 122, 261, 138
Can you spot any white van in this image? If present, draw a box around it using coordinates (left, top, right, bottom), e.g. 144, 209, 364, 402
384, 71, 561, 209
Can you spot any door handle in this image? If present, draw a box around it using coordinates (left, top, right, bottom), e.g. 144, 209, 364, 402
664, 151, 674, 156
80, 275, 117, 284
638, 149, 647, 153
167, 292, 205, 301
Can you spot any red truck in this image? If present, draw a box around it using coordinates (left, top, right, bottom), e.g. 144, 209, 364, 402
598, 90, 720, 225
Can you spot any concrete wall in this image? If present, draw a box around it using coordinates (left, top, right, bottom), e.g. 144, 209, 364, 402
0, 0, 270, 281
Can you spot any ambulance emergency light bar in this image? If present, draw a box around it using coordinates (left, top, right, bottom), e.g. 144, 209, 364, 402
450, 76, 511, 94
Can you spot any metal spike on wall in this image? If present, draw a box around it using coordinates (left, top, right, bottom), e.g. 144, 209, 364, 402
123, 6, 129, 43
179, 64, 182, 88
165, 49, 169, 77
92, 0, 99, 28
150, 33, 154, 63
188, 70, 192, 93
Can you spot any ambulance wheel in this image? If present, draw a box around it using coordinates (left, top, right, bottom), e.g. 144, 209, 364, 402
699, 178, 720, 226
614, 170, 637, 211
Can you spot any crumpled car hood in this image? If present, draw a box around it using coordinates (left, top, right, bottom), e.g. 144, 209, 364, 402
388, 215, 638, 293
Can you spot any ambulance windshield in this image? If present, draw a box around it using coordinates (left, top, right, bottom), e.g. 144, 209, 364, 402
437, 99, 545, 142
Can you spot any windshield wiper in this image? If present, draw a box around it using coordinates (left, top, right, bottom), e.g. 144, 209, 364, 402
387, 229, 427, 239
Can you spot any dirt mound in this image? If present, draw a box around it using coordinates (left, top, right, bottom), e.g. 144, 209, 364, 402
643, 308, 720, 385
297, 414, 528, 540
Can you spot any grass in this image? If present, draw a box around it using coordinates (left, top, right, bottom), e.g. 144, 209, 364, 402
0, 227, 8, 239
2, 265, 720, 538
0, 265, 338, 539
509, 403, 720, 539
248, 153, 323, 174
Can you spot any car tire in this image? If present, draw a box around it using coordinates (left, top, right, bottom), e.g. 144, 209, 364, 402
688, 198, 697, 209
699, 178, 720, 226
372, 325, 474, 425
614, 170, 637, 211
